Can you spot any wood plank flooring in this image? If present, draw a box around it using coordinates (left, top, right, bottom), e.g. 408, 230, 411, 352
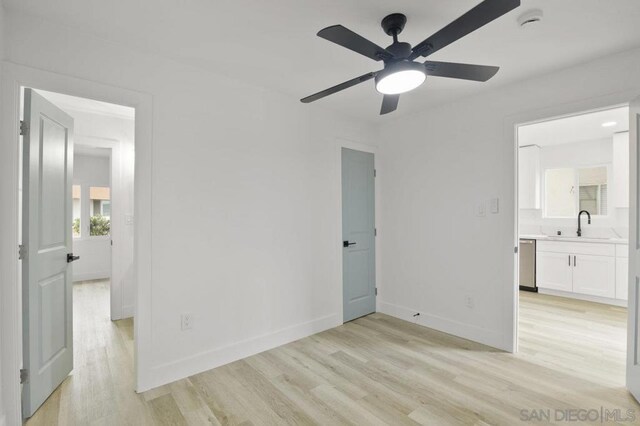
26, 285, 638, 425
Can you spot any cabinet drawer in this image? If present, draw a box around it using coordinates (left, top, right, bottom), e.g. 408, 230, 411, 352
537, 240, 614, 257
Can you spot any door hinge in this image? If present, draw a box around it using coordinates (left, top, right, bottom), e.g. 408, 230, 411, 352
20, 368, 28, 384
20, 120, 28, 136
374, 169, 377, 177
514, 246, 518, 254
18, 244, 27, 260
375, 288, 378, 296
374, 228, 377, 237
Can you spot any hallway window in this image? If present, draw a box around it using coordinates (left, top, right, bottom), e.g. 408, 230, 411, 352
89, 186, 111, 236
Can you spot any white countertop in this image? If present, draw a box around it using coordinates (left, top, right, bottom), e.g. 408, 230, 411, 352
520, 234, 628, 245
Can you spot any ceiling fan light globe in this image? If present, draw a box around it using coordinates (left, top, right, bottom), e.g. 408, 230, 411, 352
375, 62, 426, 95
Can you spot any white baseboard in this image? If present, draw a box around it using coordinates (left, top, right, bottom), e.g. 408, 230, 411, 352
537, 288, 627, 307
73, 271, 110, 282
139, 313, 341, 392
378, 300, 509, 351
121, 305, 135, 319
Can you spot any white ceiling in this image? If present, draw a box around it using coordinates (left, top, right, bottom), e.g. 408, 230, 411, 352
6, 0, 640, 122
35, 89, 135, 120
518, 106, 629, 147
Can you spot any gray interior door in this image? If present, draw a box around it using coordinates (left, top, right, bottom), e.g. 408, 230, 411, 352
22, 88, 75, 418
342, 148, 376, 322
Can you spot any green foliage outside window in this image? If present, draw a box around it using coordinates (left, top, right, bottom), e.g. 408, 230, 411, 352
72, 216, 110, 236
72, 218, 81, 236
90, 215, 111, 236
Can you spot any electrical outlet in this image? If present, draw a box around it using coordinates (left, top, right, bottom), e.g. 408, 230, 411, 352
465, 295, 475, 309
181, 313, 193, 330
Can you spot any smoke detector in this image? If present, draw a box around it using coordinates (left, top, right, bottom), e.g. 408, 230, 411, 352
517, 9, 543, 28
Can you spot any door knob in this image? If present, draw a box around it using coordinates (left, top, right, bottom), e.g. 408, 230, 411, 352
343, 241, 357, 248
67, 253, 80, 263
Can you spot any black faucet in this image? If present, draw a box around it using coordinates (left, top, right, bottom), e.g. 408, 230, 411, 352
577, 210, 591, 237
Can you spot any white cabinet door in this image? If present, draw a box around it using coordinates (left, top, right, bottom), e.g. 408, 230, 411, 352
519, 145, 541, 209
613, 131, 630, 208
537, 252, 572, 291
572, 254, 616, 298
617, 257, 629, 301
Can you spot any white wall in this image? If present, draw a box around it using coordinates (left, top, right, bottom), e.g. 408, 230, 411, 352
377, 47, 640, 351
0, 3, 7, 425
520, 137, 629, 238
74, 153, 110, 184
2, 9, 377, 395
72, 153, 112, 282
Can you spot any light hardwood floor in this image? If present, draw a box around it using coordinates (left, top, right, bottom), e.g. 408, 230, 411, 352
26, 285, 638, 425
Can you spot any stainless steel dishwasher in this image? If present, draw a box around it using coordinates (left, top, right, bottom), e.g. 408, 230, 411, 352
519, 239, 537, 292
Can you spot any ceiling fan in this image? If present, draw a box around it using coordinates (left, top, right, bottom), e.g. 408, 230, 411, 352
301, 0, 521, 115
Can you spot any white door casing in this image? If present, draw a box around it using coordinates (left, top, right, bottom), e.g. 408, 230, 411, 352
617, 257, 630, 301
628, 96, 640, 401
22, 88, 75, 418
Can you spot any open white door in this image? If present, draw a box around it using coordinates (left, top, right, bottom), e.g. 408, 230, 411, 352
22, 89, 75, 418
628, 96, 640, 400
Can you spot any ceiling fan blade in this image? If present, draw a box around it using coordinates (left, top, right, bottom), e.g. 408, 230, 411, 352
409, 0, 520, 60
318, 25, 394, 62
380, 94, 399, 115
300, 72, 377, 103
424, 61, 499, 82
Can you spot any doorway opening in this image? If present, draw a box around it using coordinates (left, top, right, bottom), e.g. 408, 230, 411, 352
18, 88, 136, 421
515, 105, 629, 386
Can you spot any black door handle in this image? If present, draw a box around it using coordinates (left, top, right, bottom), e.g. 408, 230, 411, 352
67, 253, 80, 263
343, 241, 357, 248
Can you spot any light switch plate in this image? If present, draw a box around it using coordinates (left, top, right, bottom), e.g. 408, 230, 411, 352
476, 201, 486, 217
465, 295, 475, 309
490, 198, 499, 214
181, 313, 193, 330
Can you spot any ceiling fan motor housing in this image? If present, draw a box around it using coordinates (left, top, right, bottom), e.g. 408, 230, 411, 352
386, 42, 412, 59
